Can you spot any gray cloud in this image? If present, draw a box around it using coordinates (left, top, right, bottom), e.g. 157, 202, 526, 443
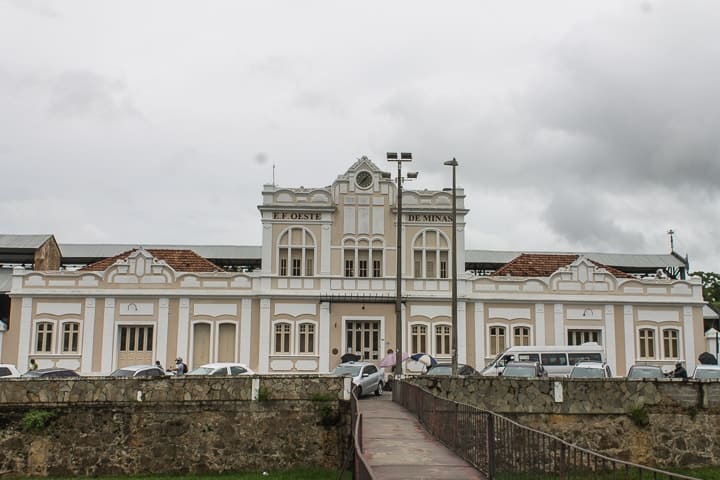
48, 70, 140, 120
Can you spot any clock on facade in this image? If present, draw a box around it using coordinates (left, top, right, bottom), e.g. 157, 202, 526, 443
356, 171, 373, 189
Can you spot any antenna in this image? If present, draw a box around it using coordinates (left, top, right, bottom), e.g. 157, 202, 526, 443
272, 163, 276, 187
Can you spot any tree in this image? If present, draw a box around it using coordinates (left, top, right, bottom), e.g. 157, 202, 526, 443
691, 271, 720, 309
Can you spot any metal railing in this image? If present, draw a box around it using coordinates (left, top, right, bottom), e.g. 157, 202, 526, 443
351, 386, 375, 479
394, 381, 699, 480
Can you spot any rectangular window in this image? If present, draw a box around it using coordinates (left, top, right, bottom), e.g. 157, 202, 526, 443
291, 258, 301, 276
298, 323, 315, 354
274, 323, 291, 354
346, 320, 380, 360
119, 326, 153, 352
568, 330, 602, 346
513, 326, 530, 346
568, 352, 602, 365
305, 255, 314, 276
345, 259, 354, 277
359, 260, 368, 277
663, 329, 679, 358
435, 325, 451, 355
62, 323, 80, 353
489, 326, 506, 356
639, 328, 655, 358
36, 322, 53, 353
414, 251, 422, 278
426, 258, 435, 278
280, 258, 288, 276
440, 261, 448, 279
373, 260, 381, 278
541, 353, 568, 366
411, 325, 427, 353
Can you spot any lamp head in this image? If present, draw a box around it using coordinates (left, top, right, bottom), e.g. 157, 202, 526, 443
443, 158, 459, 167
406, 171, 419, 179
400, 152, 413, 160
386, 152, 398, 160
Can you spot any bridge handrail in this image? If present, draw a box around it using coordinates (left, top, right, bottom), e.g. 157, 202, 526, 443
394, 380, 700, 480
351, 386, 375, 479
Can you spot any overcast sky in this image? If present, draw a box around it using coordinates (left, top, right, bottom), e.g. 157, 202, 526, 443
1, 1, 719, 272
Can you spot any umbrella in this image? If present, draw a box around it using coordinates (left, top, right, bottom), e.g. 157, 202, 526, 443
699, 351, 717, 365
341, 352, 361, 363
409, 353, 438, 368
379, 351, 409, 367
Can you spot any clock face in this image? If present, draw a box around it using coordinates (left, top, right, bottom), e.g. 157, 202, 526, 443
356, 171, 373, 189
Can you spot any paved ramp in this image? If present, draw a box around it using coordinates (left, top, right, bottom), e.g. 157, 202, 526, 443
359, 394, 485, 480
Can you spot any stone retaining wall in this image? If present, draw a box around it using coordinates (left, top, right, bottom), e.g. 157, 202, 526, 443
406, 376, 720, 413
402, 377, 720, 467
0, 376, 351, 477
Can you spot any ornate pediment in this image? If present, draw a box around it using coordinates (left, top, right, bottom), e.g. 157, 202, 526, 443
549, 256, 617, 292
104, 249, 175, 284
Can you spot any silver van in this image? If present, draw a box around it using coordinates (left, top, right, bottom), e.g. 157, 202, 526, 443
481, 344, 605, 377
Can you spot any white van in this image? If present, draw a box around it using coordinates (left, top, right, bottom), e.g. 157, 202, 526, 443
480, 343, 605, 377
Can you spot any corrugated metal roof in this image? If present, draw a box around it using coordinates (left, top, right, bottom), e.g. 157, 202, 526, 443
465, 250, 687, 269
60, 244, 262, 261
0, 234, 53, 250
0, 268, 13, 292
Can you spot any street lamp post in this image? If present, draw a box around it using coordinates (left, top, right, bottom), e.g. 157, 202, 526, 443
387, 152, 416, 379
444, 158, 459, 376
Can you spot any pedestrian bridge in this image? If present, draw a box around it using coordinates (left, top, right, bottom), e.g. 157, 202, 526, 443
352, 381, 698, 480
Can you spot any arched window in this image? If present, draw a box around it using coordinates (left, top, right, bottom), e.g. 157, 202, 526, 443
435, 324, 451, 356
35, 322, 54, 353
274, 322, 292, 354
277, 227, 315, 277
662, 328, 680, 359
489, 326, 506, 356
639, 328, 655, 359
298, 322, 316, 354
412, 229, 449, 279
62, 322, 80, 353
411, 324, 428, 353
343, 237, 384, 278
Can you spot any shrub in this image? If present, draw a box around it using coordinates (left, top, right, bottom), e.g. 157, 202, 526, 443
22, 410, 56, 431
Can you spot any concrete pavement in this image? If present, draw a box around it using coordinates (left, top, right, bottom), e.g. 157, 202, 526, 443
358, 394, 485, 480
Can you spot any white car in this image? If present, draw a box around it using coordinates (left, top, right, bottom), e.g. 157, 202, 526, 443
331, 361, 384, 397
569, 361, 613, 379
110, 365, 168, 377
691, 364, 720, 380
187, 362, 255, 376
0, 364, 21, 378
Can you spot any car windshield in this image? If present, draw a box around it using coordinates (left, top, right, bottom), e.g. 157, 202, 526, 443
187, 367, 215, 375
628, 367, 663, 378
427, 366, 452, 376
332, 365, 362, 376
694, 368, 720, 379
110, 369, 135, 377
571, 367, 605, 378
503, 365, 536, 377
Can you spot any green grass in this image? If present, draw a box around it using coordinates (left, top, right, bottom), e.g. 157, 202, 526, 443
28, 469, 351, 480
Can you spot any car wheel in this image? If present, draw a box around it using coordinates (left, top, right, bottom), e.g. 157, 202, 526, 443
375, 382, 383, 396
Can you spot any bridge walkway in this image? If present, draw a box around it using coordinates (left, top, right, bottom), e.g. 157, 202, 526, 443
358, 394, 485, 480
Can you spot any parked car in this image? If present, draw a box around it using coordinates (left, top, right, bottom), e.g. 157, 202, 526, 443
626, 365, 666, 380
569, 361, 612, 379
331, 361, 384, 397
0, 364, 21, 378
691, 364, 720, 380
110, 365, 167, 377
187, 362, 255, 376
22, 367, 80, 378
425, 363, 479, 376
499, 361, 547, 378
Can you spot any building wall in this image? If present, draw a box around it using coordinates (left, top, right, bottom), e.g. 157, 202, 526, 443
1, 161, 707, 376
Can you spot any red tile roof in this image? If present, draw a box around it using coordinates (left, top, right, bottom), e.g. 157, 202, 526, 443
491, 253, 633, 278
81, 249, 222, 273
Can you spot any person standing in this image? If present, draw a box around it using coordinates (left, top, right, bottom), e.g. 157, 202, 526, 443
672, 362, 688, 379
